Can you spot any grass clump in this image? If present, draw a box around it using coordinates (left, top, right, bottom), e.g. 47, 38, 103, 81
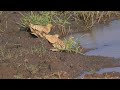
74, 11, 120, 28
51, 11, 72, 35
63, 37, 81, 53
31, 43, 46, 58
21, 11, 52, 27
52, 11, 71, 26
20, 11, 120, 31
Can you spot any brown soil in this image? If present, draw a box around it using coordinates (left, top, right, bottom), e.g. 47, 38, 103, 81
0, 11, 120, 79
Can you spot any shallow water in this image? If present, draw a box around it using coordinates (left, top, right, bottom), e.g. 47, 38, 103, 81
76, 67, 120, 79
65, 20, 120, 58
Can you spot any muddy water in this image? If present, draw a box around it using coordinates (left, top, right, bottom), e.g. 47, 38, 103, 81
76, 67, 120, 79
65, 20, 120, 58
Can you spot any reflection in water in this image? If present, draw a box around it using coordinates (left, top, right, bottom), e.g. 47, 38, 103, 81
65, 20, 120, 58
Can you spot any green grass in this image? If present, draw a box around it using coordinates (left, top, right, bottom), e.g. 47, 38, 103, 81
21, 11, 71, 29
51, 11, 72, 35
62, 37, 81, 54
21, 11, 120, 31
21, 11, 53, 27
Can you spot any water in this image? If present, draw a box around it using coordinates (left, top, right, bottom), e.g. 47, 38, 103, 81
76, 67, 120, 79
65, 20, 120, 58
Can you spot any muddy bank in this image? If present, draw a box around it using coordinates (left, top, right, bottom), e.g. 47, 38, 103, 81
0, 11, 120, 79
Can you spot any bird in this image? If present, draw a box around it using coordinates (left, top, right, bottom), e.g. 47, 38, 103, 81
43, 33, 65, 51
29, 23, 53, 37
43, 34, 60, 44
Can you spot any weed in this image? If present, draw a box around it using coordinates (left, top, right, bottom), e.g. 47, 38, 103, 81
89, 69, 97, 74
51, 11, 71, 34
0, 47, 14, 60
21, 11, 120, 32
75, 11, 120, 28
63, 36, 81, 53
25, 64, 39, 74
31, 43, 46, 58
21, 11, 52, 27
43, 71, 70, 79
14, 74, 24, 79
19, 49, 30, 56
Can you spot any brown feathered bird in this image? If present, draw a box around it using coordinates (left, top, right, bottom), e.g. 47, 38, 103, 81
29, 23, 53, 37
43, 34, 59, 44
43, 33, 65, 51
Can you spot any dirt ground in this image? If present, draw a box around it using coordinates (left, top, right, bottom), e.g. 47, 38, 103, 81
0, 11, 120, 79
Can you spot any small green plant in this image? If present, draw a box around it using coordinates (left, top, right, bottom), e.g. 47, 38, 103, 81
51, 12, 71, 35
52, 11, 71, 25
31, 43, 46, 58
21, 11, 52, 27
20, 11, 120, 31
0, 46, 14, 60
25, 64, 39, 74
63, 37, 81, 53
